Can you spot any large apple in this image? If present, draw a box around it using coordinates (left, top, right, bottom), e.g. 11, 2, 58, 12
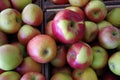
0, 8, 22, 34
0, 0, 11, 11
17, 24, 41, 45
98, 26, 120, 49
0, 71, 21, 80
22, 3, 43, 27
67, 41, 93, 69
85, 0, 107, 22
20, 72, 45, 80
0, 31, 8, 46
52, 9, 85, 44
11, 0, 32, 11
27, 34, 57, 63
50, 0, 68, 4
0, 44, 23, 70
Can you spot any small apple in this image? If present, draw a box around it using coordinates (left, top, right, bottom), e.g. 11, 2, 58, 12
17, 24, 41, 45
0, 44, 23, 70
20, 72, 45, 80
98, 26, 120, 49
0, 71, 21, 80
0, 8, 22, 34
50, 0, 68, 4
85, 0, 107, 22
0, 31, 8, 46
52, 9, 85, 44
67, 41, 93, 69
22, 3, 43, 26
27, 34, 57, 63
0, 0, 11, 11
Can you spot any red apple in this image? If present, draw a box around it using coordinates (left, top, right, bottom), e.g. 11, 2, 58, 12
85, 0, 107, 22
0, 31, 8, 46
22, 3, 43, 26
17, 24, 41, 45
98, 26, 120, 49
52, 9, 85, 44
27, 34, 57, 63
0, 0, 11, 11
0, 69, 4, 74
67, 41, 93, 69
50, 0, 68, 4
20, 72, 45, 80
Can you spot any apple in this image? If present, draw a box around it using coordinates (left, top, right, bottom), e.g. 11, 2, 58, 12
106, 8, 120, 27
27, 34, 57, 63
51, 72, 73, 80
16, 56, 42, 75
50, 0, 68, 4
98, 26, 120, 49
11, 0, 32, 11
20, 72, 45, 80
0, 69, 4, 74
67, 41, 93, 69
65, 6, 85, 20
0, 31, 8, 46
0, 8, 22, 34
90, 45, 108, 70
84, 21, 98, 42
0, 0, 11, 11
0, 71, 21, 80
72, 67, 98, 80
22, 3, 43, 27
68, 0, 90, 7
17, 24, 41, 45
52, 9, 85, 44
85, 0, 107, 22
50, 45, 67, 67
0, 44, 23, 70
108, 51, 120, 76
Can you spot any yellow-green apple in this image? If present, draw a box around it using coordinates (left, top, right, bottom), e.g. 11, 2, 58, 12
108, 51, 120, 76
20, 72, 45, 80
91, 45, 108, 70
51, 72, 73, 80
65, 6, 85, 20
22, 3, 43, 27
17, 24, 41, 45
50, 0, 68, 4
50, 45, 67, 67
85, 0, 107, 22
72, 67, 98, 80
0, 44, 23, 70
27, 34, 57, 63
0, 31, 8, 46
68, 0, 90, 7
52, 9, 85, 44
67, 41, 93, 69
16, 57, 42, 75
0, 71, 21, 80
0, 0, 11, 11
97, 20, 113, 31
0, 8, 22, 34
11, 0, 32, 11
98, 26, 120, 49
84, 21, 98, 43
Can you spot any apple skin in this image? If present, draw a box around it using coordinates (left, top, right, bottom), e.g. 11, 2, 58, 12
67, 41, 93, 69
22, 3, 43, 26
0, 69, 4, 74
20, 72, 45, 80
0, 0, 11, 11
0, 44, 23, 70
84, 21, 98, 43
0, 71, 21, 80
98, 26, 120, 49
50, 0, 68, 4
72, 67, 98, 80
52, 9, 85, 44
108, 51, 120, 76
85, 0, 107, 22
11, 0, 32, 11
16, 57, 42, 75
0, 31, 8, 46
27, 34, 57, 63
17, 24, 41, 45
90, 45, 108, 70
0, 8, 22, 34
68, 0, 90, 7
